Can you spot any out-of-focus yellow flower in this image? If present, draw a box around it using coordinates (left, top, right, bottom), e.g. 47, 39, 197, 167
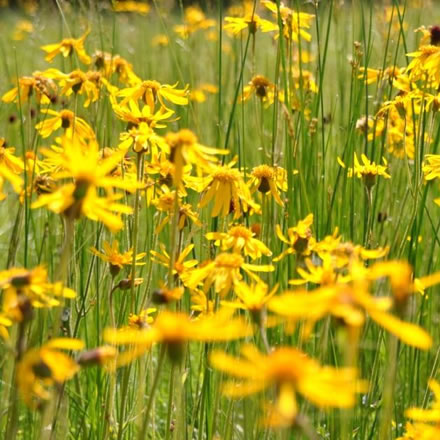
261, 1, 315, 42
182, 252, 273, 297
211, 344, 364, 426
174, 6, 216, 39
41, 30, 92, 65
12, 20, 34, 41
113, 1, 150, 15
0, 266, 76, 323
152, 34, 169, 47
17, 338, 84, 408
206, 224, 272, 260
104, 309, 252, 365
190, 83, 218, 103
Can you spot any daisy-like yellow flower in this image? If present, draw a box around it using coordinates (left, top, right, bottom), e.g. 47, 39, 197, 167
2, 72, 57, 105
190, 83, 218, 103
249, 164, 287, 206
104, 309, 252, 365
152, 34, 170, 47
221, 281, 278, 324
113, 1, 150, 15
41, 30, 92, 64
164, 129, 228, 186
117, 80, 189, 111
338, 153, 390, 188
128, 308, 156, 329
35, 109, 95, 140
119, 122, 167, 154
397, 379, 440, 440
211, 344, 364, 426
269, 260, 433, 349
12, 20, 34, 41
182, 252, 274, 297
241, 75, 276, 106
150, 243, 198, 284
32, 137, 141, 231
174, 6, 216, 39
93, 51, 140, 85
260, 1, 315, 42
224, 13, 269, 36
17, 338, 84, 408
274, 214, 315, 261
190, 160, 258, 219
206, 224, 272, 260
90, 240, 146, 276
357, 65, 404, 85
0, 266, 76, 322
44, 68, 101, 108
111, 97, 175, 128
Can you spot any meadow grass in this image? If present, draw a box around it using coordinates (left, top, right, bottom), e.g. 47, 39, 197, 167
0, 1, 439, 439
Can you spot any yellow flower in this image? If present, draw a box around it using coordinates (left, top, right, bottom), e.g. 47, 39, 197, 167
113, 1, 150, 15
41, 30, 92, 64
17, 338, 84, 408
12, 20, 34, 41
193, 161, 258, 219
174, 6, 216, 39
164, 129, 228, 186
224, 14, 268, 36
151, 34, 170, 47
269, 261, 433, 349
274, 214, 315, 261
241, 75, 276, 106
104, 309, 252, 365
2, 71, 57, 105
261, 1, 315, 42
35, 109, 95, 140
211, 344, 364, 426
338, 153, 390, 188
249, 164, 287, 206
117, 80, 189, 111
206, 224, 272, 260
93, 51, 140, 85
119, 122, 167, 154
0, 266, 76, 322
182, 252, 274, 297
397, 380, 440, 440
90, 240, 146, 275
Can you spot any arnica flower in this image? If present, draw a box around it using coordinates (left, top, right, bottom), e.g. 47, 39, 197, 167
274, 214, 315, 261
2, 72, 57, 105
260, 1, 315, 42
117, 80, 189, 111
211, 344, 364, 427
0, 266, 76, 322
44, 68, 101, 108
221, 281, 278, 325
173, 6, 216, 39
151, 189, 202, 233
191, 161, 258, 219
32, 137, 141, 231
357, 66, 404, 85
111, 97, 175, 128
224, 13, 267, 36
249, 164, 287, 206
113, 1, 150, 15
93, 51, 140, 85
182, 252, 274, 297
104, 309, 252, 365
41, 30, 92, 64
12, 20, 34, 41
205, 224, 272, 260
189, 83, 218, 103
16, 338, 84, 408
128, 308, 156, 329
241, 75, 276, 106
150, 243, 198, 285
90, 240, 146, 276
269, 260, 433, 349
397, 380, 440, 440
423, 154, 440, 181
119, 122, 168, 154
35, 109, 95, 140
0, 138, 24, 175
338, 153, 390, 188
164, 129, 228, 186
